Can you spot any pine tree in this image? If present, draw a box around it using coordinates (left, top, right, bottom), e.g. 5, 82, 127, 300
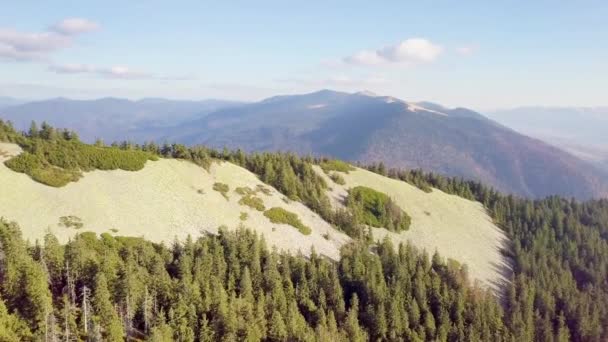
0, 294, 32, 341
93, 273, 123, 341
344, 294, 367, 342
28, 121, 39, 138
268, 311, 288, 341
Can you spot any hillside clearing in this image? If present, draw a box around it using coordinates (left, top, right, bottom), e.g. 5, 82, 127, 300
0, 142, 349, 260
314, 165, 511, 292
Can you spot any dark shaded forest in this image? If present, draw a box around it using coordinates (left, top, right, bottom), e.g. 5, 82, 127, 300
1, 120, 607, 341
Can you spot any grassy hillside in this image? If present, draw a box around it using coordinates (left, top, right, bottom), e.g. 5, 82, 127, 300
0, 141, 348, 260
1, 120, 607, 340
314, 164, 509, 293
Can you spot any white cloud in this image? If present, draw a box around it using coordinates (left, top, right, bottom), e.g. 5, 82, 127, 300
50, 18, 99, 35
49, 63, 150, 79
48, 63, 193, 81
0, 18, 97, 62
48, 63, 95, 74
0, 29, 71, 61
456, 45, 477, 56
98, 66, 151, 79
344, 38, 443, 67
345, 50, 385, 66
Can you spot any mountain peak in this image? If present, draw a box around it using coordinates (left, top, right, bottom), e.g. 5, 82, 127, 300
355, 90, 378, 97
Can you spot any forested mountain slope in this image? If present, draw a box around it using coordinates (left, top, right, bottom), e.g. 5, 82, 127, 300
314, 164, 510, 293
0, 121, 505, 288
1, 121, 607, 341
165, 90, 608, 199
3, 91, 607, 199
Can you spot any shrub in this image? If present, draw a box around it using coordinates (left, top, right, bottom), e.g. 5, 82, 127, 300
329, 173, 346, 185
320, 160, 355, 174
239, 195, 265, 211
4, 137, 155, 187
346, 186, 411, 231
256, 184, 272, 195
235, 186, 254, 195
264, 207, 311, 235
59, 216, 83, 229
213, 182, 230, 199
240, 212, 248, 221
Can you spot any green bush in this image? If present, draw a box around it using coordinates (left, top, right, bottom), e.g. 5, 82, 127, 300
320, 160, 355, 174
235, 186, 254, 195
239, 212, 248, 221
264, 207, 311, 235
239, 195, 265, 211
4, 137, 155, 187
256, 184, 272, 195
58, 216, 83, 229
213, 182, 230, 199
346, 186, 411, 231
329, 173, 346, 185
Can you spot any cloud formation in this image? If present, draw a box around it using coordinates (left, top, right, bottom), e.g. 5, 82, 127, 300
0, 29, 71, 61
344, 38, 443, 67
49, 63, 151, 79
50, 18, 99, 35
49, 63, 194, 81
0, 18, 97, 62
456, 45, 477, 56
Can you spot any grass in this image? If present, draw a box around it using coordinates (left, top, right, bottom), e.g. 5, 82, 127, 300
346, 186, 411, 232
329, 173, 346, 185
4, 138, 155, 187
213, 182, 230, 200
320, 160, 355, 174
264, 207, 311, 235
58, 216, 83, 229
239, 195, 265, 211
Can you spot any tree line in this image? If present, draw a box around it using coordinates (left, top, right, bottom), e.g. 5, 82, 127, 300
0, 221, 507, 341
1, 120, 607, 340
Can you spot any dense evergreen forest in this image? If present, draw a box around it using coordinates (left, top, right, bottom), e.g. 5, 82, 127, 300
1, 120, 607, 341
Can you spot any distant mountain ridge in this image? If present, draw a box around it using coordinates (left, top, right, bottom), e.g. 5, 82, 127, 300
165, 90, 608, 199
0, 96, 27, 109
1, 91, 607, 199
487, 106, 608, 172
0, 97, 244, 142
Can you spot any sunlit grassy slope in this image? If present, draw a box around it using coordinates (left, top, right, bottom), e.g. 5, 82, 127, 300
315, 165, 511, 292
0, 142, 349, 260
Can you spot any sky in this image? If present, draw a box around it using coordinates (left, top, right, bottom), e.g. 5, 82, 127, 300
0, 1, 606, 110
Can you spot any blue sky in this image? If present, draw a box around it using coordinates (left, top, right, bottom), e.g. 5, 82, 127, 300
0, 1, 606, 109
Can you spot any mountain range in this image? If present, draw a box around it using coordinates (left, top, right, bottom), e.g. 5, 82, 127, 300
1, 90, 607, 199
0, 96, 27, 109
488, 107, 608, 172
0, 97, 243, 143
